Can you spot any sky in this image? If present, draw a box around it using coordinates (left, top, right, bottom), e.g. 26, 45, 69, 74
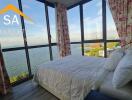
0, 0, 119, 48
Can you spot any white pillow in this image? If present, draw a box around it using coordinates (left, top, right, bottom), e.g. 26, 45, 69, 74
112, 50, 132, 88
104, 48, 124, 71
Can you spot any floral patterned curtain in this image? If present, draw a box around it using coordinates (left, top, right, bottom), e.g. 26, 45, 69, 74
56, 3, 71, 57
108, 0, 132, 48
0, 45, 11, 95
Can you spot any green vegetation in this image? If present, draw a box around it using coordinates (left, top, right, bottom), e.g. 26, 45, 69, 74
85, 47, 104, 57
10, 72, 28, 83
84, 42, 120, 57
107, 42, 120, 49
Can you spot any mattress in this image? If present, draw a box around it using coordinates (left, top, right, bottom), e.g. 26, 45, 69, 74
34, 55, 108, 100
99, 72, 132, 100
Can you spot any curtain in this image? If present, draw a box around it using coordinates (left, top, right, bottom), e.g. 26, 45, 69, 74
0, 45, 11, 95
108, 0, 132, 48
56, 3, 71, 57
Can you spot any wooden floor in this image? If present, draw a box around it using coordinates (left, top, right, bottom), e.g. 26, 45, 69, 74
0, 80, 59, 100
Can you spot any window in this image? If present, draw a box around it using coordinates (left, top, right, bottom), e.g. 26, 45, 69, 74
22, 0, 48, 46
0, 0, 24, 48
84, 43, 104, 57
83, 0, 103, 40
106, 2, 119, 40
28, 47, 50, 73
68, 6, 81, 55
107, 42, 121, 56
48, 6, 56, 43
48, 6, 59, 59
0, 0, 29, 83
0, 0, 122, 85
52, 46, 59, 59
71, 44, 82, 55
82, 0, 104, 57
3, 50, 28, 83
68, 6, 81, 42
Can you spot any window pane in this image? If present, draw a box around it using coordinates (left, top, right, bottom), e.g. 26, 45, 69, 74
48, 7, 56, 43
29, 47, 50, 73
3, 50, 28, 83
68, 6, 81, 42
52, 46, 59, 59
106, 2, 119, 40
84, 43, 104, 57
71, 44, 82, 55
107, 42, 121, 56
48, 7, 60, 59
22, 0, 48, 46
83, 0, 102, 40
0, 0, 24, 48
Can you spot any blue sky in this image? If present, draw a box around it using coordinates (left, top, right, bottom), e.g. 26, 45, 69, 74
0, 0, 119, 48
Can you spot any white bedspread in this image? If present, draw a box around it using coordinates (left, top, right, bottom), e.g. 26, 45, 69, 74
34, 55, 108, 100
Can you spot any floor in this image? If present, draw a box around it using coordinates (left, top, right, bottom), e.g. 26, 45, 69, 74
0, 80, 118, 100
0, 80, 59, 100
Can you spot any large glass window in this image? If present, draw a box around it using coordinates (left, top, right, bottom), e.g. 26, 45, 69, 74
28, 47, 50, 73
106, 2, 119, 40
48, 6, 59, 59
0, 0, 122, 85
3, 50, 28, 83
71, 44, 82, 55
22, 0, 52, 70
84, 43, 104, 57
0, 0, 29, 83
68, 6, 81, 55
22, 0, 48, 46
83, 0, 103, 40
0, 0, 24, 48
52, 46, 59, 59
68, 6, 81, 42
107, 42, 121, 56
48, 6, 56, 43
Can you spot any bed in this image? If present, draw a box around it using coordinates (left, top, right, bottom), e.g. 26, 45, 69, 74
33, 55, 109, 100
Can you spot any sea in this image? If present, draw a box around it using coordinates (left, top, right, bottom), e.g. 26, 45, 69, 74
3, 44, 82, 77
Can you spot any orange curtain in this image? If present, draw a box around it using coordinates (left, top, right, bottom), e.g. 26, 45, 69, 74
56, 3, 71, 57
0, 45, 11, 95
108, 0, 132, 48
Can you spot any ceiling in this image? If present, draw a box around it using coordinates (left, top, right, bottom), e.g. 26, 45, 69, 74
37, 0, 91, 9
46, 0, 82, 7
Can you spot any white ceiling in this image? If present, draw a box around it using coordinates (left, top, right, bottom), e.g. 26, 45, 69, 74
46, 0, 82, 7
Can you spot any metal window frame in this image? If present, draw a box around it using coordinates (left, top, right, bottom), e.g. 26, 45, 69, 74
102, 0, 107, 58
1, 0, 120, 86
45, 3, 53, 61
80, 4, 85, 56
18, 0, 32, 77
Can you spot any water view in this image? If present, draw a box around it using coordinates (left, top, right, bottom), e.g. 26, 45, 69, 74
2, 42, 120, 83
